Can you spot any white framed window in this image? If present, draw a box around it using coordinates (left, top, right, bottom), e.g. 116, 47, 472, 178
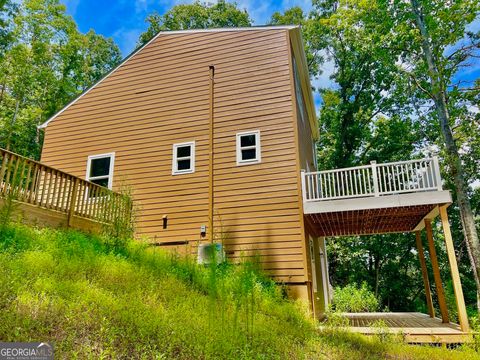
172, 141, 195, 175
86, 152, 115, 189
236, 130, 261, 165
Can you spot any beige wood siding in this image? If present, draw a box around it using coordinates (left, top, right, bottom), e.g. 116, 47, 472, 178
41, 29, 307, 283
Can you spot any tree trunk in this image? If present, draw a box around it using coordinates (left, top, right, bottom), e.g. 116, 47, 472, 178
0, 79, 5, 105
6, 98, 20, 151
375, 259, 380, 298
411, 0, 480, 309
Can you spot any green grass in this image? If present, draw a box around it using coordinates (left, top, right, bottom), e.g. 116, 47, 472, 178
0, 223, 479, 359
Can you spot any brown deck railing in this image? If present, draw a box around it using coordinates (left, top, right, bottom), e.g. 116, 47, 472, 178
0, 148, 131, 225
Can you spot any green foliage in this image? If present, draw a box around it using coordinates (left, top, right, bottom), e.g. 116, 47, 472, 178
0, 223, 478, 359
268, 7, 321, 76
101, 184, 136, 250
370, 319, 396, 343
332, 283, 380, 313
0, 0, 121, 159
308, 0, 423, 169
0, 224, 312, 359
0, 192, 17, 228
289, 0, 480, 315
138, 0, 252, 46
468, 314, 480, 352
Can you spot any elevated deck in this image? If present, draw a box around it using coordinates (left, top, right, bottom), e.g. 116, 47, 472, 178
301, 158, 450, 236
343, 312, 470, 344
303, 158, 470, 341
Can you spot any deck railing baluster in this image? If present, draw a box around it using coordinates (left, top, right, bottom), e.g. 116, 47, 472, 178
0, 152, 9, 194
353, 169, 358, 196
4, 156, 14, 195
18, 158, 27, 198
24, 162, 33, 202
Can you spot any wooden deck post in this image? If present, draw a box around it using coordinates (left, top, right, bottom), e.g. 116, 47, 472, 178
300, 170, 307, 203
425, 218, 449, 323
439, 205, 469, 332
67, 178, 79, 227
432, 156, 443, 191
415, 231, 435, 318
370, 161, 379, 197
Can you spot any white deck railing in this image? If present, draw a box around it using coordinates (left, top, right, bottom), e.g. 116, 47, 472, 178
301, 157, 442, 202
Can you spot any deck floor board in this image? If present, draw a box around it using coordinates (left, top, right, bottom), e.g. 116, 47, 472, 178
333, 312, 470, 343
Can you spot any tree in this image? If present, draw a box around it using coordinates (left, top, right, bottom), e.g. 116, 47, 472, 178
308, 1, 420, 168
0, 0, 16, 55
0, 0, 121, 158
381, 0, 480, 307
274, 1, 479, 315
271, 3, 427, 313
138, 0, 252, 46
269, 6, 322, 77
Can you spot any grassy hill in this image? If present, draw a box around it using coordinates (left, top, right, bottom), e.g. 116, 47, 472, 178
0, 223, 478, 359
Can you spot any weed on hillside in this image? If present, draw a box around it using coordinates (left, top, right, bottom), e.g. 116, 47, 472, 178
0, 224, 478, 359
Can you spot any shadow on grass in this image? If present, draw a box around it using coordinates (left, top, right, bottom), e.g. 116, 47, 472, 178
318, 328, 388, 359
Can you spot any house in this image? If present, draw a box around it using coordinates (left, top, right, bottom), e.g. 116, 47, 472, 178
38, 26, 469, 341
39, 25, 320, 303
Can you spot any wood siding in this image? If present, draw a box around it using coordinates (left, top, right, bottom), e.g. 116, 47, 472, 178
41, 28, 310, 283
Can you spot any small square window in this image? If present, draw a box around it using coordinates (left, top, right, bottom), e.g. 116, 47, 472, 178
236, 131, 261, 165
86, 153, 115, 190
173, 142, 195, 175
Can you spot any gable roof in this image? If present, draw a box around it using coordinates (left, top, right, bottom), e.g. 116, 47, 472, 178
38, 25, 317, 138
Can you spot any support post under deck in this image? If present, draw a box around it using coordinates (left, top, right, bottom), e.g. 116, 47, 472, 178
425, 219, 449, 323
415, 231, 435, 318
439, 205, 469, 332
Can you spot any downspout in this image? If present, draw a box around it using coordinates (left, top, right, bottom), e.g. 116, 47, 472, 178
208, 65, 215, 243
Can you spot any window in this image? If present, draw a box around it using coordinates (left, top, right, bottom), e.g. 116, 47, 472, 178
172, 141, 195, 175
86, 153, 115, 189
236, 130, 261, 165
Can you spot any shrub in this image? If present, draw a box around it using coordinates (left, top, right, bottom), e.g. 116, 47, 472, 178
332, 283, 380, 313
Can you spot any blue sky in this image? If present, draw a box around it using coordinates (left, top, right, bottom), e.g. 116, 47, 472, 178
61, 0, 323, 104
62, 0, 312, 56
62, 0, 478, 108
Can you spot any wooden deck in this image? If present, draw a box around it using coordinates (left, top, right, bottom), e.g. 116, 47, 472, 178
0, 148, 131, 233
343, 312, 470, 343
301, 158, 453, 236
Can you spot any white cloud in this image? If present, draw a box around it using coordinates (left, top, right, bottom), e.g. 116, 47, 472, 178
472, 179, 480, 189
134, 0, 151, 14
233, 0, 313, 25
313, 52, 336, 90
235, 0, 271, 24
